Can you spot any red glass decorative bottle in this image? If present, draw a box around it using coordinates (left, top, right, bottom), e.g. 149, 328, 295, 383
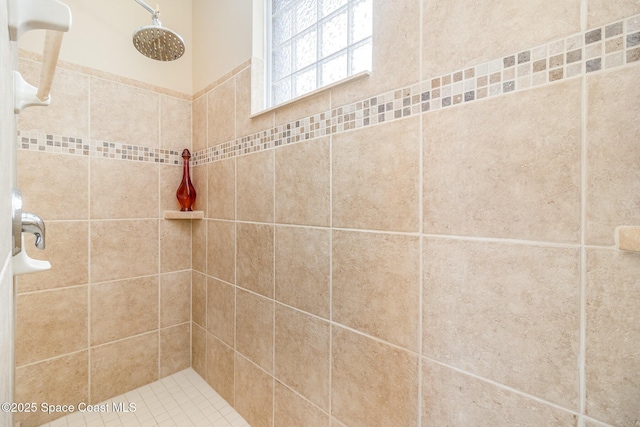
176, 149, 196, 211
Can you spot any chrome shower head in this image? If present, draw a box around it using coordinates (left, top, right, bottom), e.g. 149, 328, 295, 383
133, 21, 185, 61
132, 0, 185, 61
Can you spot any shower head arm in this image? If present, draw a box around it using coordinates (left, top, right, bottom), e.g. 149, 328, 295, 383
134, 0, 159, 20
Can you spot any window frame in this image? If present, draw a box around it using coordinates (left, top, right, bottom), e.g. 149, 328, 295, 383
264, 0, 372, 110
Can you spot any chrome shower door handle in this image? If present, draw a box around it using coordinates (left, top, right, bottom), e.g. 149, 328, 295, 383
11, 188, 23, 256
11, 189, 52, 276
11, 188, 47, 253
21, 211, 46, 249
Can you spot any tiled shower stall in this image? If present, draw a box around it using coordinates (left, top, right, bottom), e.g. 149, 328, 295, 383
5, 0, 640, 426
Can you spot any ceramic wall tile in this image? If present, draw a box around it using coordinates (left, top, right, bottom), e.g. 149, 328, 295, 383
14, 352, 88, 427
422, 360, 579, 426
160, 271, 191, 327
91, 276, 158, 346
275, 226, 330, 318
423, 80, 581, 242
17, 221, 88, 292
275, 305, 330, 410
586, 249, 640, 426
90, 78, 159, 147
160, 323, 190, 378
423, 237, 581, 408
236, 222, 274, 297
586, 66, 640, 245
423, 0, 581, 78
16, 286, 88, 366
90, 219, 159, 282
235, 354, 274, 427
333, 230, 420, 351
331, 326, 419, 427
236, 289, 274, 373
90, 333, 158, 403
205, 334, 235, 405
275, 138, 330, 227
333, 117, 420, 232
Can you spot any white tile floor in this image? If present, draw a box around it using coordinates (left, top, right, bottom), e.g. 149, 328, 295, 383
39, 369, 251, 427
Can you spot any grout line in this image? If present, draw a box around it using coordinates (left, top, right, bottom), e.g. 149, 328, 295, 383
187, 90, 195, 375
189, 75, 196, 372
15, 270, 193, 297
272, 145, 276, 427
274, 376, 332, 421
157, 124, 162, 380
203, 89, 211, 394
233, 219, 332, 229
189, 274, 193, 373
234, 73, 238, 149
88, 328, 173, 351
87, 75, 93, 404
205, 329, 235, 354
188, 85, 198, 368
328, 122, 334, 420
243, 220, 331, 230
16, 348, 89, 370
422, 233, 584, 249
417, 66, 424, 427
29, 218, 91, 224
74, 217, 173, 222
229, 279, 482, 411
578, 17, 589, 424
233, 154, 238, 407
157, 321, 191, 331
204, 271, 209, 382
239, 288, 411, 354
417, 2, 426, 417
423, 356, 582, 418
582, 416, 618, 427
193, 60, 252, 102
87, 285, 93, 403
16, 282, 90, 296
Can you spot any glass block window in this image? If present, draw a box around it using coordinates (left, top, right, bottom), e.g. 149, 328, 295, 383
267, 0, 372, 108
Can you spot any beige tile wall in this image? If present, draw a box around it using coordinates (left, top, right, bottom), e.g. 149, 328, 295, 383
12, 2, 640, 427
15, 352, 89, 427
422, 0, 582, 78
191, 3, 640, 427
422, 80, 581, 242
586, 249, 640, 426
586, 66, 640, 246
14, 59, 193, 426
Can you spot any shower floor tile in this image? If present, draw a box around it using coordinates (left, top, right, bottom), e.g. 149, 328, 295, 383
39, 368, 251, 427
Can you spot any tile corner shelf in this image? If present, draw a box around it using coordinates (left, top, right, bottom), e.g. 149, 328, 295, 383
164, 211, 204, 220
616, 226, 640, 252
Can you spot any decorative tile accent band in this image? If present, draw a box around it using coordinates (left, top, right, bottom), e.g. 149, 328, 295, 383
191, 13, 640, 166
17, 14, 640, 165
17, 131, 183, 165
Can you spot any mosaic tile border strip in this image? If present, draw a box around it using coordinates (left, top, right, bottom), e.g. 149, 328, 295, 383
191, 13, 640, 166
17, 14, 640, 165
17, 131, 183, 165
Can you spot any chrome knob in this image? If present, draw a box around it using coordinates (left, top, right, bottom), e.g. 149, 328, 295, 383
21, 211, 46, 250
11, 189, 23, 256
